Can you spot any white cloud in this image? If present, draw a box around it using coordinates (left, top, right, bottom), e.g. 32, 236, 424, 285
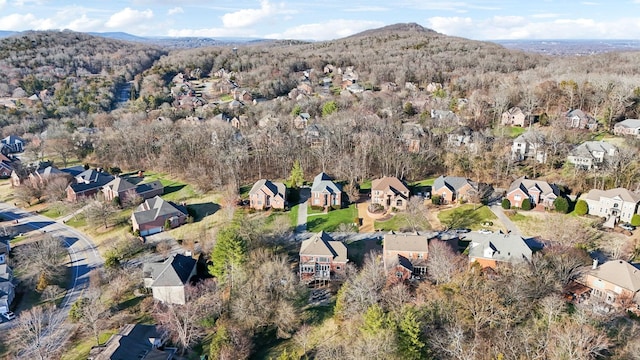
265, 19, 386, 41
66, 14, 103, 32
168, 7, 184, 15
344, 6, 389, 12
0, 0, 6, 10
0, 13, 38, 30
167, 27, 257, 38
531, 13, 560, 19
221, 0, 296, 28
105, 7, 153, 28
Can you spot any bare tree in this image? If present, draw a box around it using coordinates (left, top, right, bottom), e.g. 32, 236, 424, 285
45, 174, 72, 202
403, 197, 431, 232
14, 235, 67, 288
11, 305, 71, 360
76, 288, 110, 346
84, 201, 117, 229
426, 240, 465, 285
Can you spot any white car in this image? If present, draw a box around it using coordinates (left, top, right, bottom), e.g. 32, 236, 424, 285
2, 311, 15, 321
478, 229, 493, 234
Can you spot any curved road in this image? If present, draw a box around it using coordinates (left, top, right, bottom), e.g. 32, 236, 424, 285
0, 203, 103, 315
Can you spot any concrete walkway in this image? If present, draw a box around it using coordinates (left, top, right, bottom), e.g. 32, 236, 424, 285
296, 187, 310, 233
489, 204, 523, 236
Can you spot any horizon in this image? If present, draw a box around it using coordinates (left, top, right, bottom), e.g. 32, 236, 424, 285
1, 1, 639, 42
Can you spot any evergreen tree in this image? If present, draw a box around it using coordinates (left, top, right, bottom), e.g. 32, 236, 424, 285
553, 197, 570, 214
209, 323, 231, 360
397, 308, 426, 360
632, 214, 640, 227
574, 199, 588, 216
361, 304, 386, 337
288, 160, 304, 188
208, 226, 247, 286
521, 198, 532, 210
501, 198, 511, 209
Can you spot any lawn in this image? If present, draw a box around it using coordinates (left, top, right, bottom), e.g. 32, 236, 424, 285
375, 213, 410, 231
61, 330, 117, 360
289, 203, 300, 228
437, 204, 497, 230
410, 177, 437, 187
306, 204, 358, 232
501, 126, 527, 138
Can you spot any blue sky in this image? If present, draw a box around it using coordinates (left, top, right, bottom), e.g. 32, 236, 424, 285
1, 0, 640, 41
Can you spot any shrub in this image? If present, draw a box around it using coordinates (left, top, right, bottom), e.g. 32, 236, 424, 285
574, 199, 588, 216
133, 229, 140, 237
311, 205, 325, 211
104, 251, 121, 269
631, 214, 640, 227
330, 204, 341, 211
553, 197, 570, 214
501, 199, 511, 209
521, 198, 532, 211
112, 196, 121, 208
431, 195, 441, 205
164, 218, 172, 230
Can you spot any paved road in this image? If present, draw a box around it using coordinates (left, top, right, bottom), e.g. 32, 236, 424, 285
296, 187, 310, 233
0, 203, 103, 316
489, 204, 523, 236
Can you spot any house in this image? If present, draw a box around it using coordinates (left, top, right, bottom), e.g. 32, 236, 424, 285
132, 196, 188, 236
567, 141, 618, 170
0, 135, 24, 154
299, 231, 348, 282
446, 126, 473, 148
28, 165, 65, 185
143, 253, 197, 305
102, 177, 164, 203
430, 109, 462, 126
501, 107, 529, 127
310, 173, 342, 208
371, 176, 410, 210
293, 113, 310, 129
582, 187, 640, 227
401, 122, 425, 153
613, 119, 640, 137
0, 239, 14, 315
584, 260, 640, 309
506, 176, 560, 210
0, 156, 12, 178
432, 175, 477, 204
511, 130, 547, 163
383, 231, 435, 281
89, 323, 176, 360
565, 109, 598, 130
248, 179, 287, 210
464, 232, 532, 269
66, 169, 115, 202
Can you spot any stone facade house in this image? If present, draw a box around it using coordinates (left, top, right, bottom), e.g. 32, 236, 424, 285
248, 179, 286, 210
299, 231, 348, 282
464, 232, 532, 269
613, 119, 640, 137
371, 176, 410, 210
582, 187, 640, 227
567, 141, 618, 170
584, 260, 640, 309
432, 175, 477, 204
383, 231, 435, 281
501, 107, 528, 127
310, 172, 342, 208
143, 254, 197, 305
506, 177, 560, 210
131, 196, 188, 236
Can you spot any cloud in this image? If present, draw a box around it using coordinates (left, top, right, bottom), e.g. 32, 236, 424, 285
168, 7, 184, 15
167, 27, 257, 38
221, 0, 296, 28
0, 0, 5, 10
344, 6, 389, 12
265, 19, 386, 41
0, 13, 38, 30
105, 7, 153, 28
531, 13, 560, 19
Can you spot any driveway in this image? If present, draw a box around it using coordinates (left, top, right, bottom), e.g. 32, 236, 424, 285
489, 204, 523, 236
296, 187, 310, 233
0, 203, 103, 317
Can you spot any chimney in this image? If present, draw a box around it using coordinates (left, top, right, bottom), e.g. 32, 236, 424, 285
592, 258, 598, 270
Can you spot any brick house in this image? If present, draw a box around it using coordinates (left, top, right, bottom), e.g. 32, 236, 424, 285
248, 179, 287, 210
102, 177, 164, 203
131, 196, 188, 236
383, 231, 435, 281
66, 169, 115, 202
371, 176, 410, 210
432, 175, 477, 204
310, 173, 342, 208
464, 232, 532, 269
299, 231, 348, 282
506, 176, 560, 210
584, 260, 640, 310
501, 107, 527, 127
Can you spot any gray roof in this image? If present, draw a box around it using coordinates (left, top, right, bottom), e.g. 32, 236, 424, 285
104, 177, 136, 193
383, 231, 436, 253
299, 231, 348, 263
433, 175, 473, 193
135, 180, 164, 195
614, 119, 640, 129
513, 130, 545, 144
1, 135, 23, 145
91, 323, 176, 360
249, 179, 286, 198
590, 260, 640, 292
507, 177, 559, 198
36, 166, 63, 177
464, 232, 532, 263
584, 187, 640, 203
69, 170, 114, 193
311, 172, 342, 194
142, 254, 196, 287
569, 141, 617, 159
133, 196, 187, 225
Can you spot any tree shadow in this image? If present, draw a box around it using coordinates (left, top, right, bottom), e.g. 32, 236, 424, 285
164, 184, 186, 195
304, 300, 335, 326
306, 217, 327, 232
443, 208, 483, 229
186, 202, 220, 222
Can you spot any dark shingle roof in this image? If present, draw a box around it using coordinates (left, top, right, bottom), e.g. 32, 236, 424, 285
143, 254, 196, 287
133, 196, 186, 225
311, 172, 342, 194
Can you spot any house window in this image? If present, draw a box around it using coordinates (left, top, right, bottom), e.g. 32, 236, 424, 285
396, 199, 403, 207
336, 265, 341, 270
417, 253, 424, 259
514, 194, 522, 201
301, 265, 314, 273
614, 286, 622, 294
413, 267, 427, 275
317, 257, 329, 263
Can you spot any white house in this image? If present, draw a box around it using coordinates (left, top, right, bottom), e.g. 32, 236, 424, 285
583, 187, 640, 227
567, 141, 618, 170
511, 130, 547, 163
142, 254, 197, 305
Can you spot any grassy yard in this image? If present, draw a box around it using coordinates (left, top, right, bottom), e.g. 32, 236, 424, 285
61, 330, 118, 360
500, 126, 527, 138
375, 213, 409, 231
410, 177, 437, 187
306, 204, 358, 232
437, 204, 497, 230
289, 203, 300, 228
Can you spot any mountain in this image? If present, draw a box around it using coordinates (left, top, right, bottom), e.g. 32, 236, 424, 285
0, 31, 18, 38
345, 22, 438, 39
87, 31, 148, 42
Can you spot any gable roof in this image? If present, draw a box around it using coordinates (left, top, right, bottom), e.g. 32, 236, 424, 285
76, 169, 114, 184
464, 232, 532, 263
135, 180, 164, 195
590, 260, 640, 292
91, 323, 176, 360
142, 254, 196, 287
584, 187, 640, 203
35, 166, 63, 177
433, 175, 473, 193
249, 179, 286, 197
383, 231, 435, 253
1, 135, 23, 145
311, 172, 342, 194
507, 176, 559, 198
133, 196, 187, 226
614, 119, 640, 129
371, 176, 409, 195
513, 130, 545, 145
569, 141, 617, 159
299, 231, 348, 263
504, 106, 524, 116
103, 177, 137, 193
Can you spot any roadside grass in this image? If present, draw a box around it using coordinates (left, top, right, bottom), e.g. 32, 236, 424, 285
306, 204, 358, 232
61, 330, 118, 360
289, 203, 300, 228
437, 204, 497, 230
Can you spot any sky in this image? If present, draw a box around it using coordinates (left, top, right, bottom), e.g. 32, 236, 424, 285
1, 0, 640, 41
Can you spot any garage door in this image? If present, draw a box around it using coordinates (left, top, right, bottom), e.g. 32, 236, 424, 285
141, 227, 163, 236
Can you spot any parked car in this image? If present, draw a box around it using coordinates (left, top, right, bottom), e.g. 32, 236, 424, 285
478, 229, 493, 234
455, 228, 471, 234
620, 223, 636, 231
2, 311, 15, 321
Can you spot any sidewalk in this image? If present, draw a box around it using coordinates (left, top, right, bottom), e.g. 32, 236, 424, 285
489, 204, 523, 236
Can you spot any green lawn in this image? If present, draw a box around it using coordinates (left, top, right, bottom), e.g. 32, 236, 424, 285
289, 203, 300, 228
375, 213, 409, 231
437, 204, 497, 230
61, 330, 117, 360
359, 179, 372, 191
502, 126, 527, 138
307, 205, 325, 214
410, 177, 437, 187
307, 204, 358, 232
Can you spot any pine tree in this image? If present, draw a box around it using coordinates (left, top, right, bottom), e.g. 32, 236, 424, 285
208, 226, 247, 287
361, 304, 386, 336
288, 160, 304, 188
574, 199, 588, 216
397, 308, 426, 360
